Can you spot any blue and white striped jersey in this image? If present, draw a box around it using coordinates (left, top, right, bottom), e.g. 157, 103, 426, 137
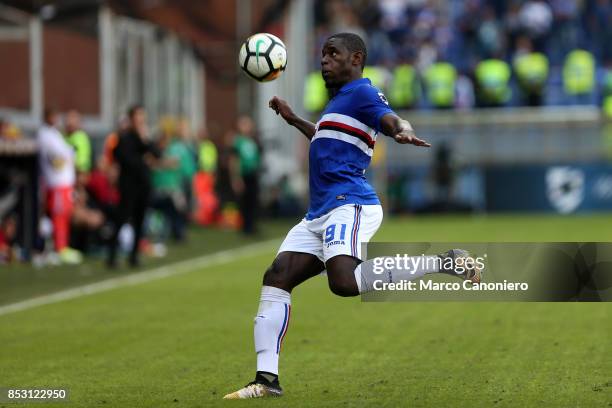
306, 77, 394, 220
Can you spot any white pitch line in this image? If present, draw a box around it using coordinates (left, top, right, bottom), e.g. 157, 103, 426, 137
0, 238, 279, 317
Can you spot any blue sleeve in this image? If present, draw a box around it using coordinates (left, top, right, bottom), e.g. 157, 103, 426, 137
353, 85, 395, 133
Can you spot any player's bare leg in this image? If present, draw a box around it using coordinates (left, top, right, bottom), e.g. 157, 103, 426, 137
326, 255, 361, 296
223, 251, 324, 399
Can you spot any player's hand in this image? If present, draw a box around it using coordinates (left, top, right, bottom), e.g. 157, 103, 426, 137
143, 153, 156, 167
394, 130, 431, 147
269, 96, 296, 124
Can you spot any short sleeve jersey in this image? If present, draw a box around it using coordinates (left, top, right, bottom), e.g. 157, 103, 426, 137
306, 77, 394, 220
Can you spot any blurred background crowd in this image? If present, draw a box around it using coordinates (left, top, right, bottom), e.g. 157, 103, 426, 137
304, 0, 612, 111
0, 108, 263, 266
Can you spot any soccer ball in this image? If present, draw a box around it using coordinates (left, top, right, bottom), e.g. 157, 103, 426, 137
239, 33, 287, 82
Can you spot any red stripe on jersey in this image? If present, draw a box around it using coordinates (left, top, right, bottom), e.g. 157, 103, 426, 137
318, 121, 375, 148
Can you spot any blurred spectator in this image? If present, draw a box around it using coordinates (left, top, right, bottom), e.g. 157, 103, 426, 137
455, 70, 476, 110
198, 127, 218, 175
304, 71, 329, 113
548, 0, 581, 63
0, 214, 17, 264
0, 151, 19, 264
504, 1, 523, 53
362, 65, 391, 90
585, 0, 612, 62
193, 127, 220, 226
37, 108, 82, 264
415, 39, 438, 73
310, 0, 612, 111
423, 58, 457, 109
602, 57, 612, 119
519, 0, 553, 50
64, 110, 92, 174
230, 116, 261, 235
101, 116, 129, 170
217, 130, 240, 229
478, 6, 505, 58
563, 48, 596, 105
176, 118, 198, 214
267, 174, 304, 218
475, 53, 512, 107
107, 105, 160, 268
86, 156, 120, 225
513, 36, 549, 106
388, 60, 420, 109
456, 0, 483, 70
70, 173, 105, 253
378, 0, 409, 30
151, 123, 188, 242
0, 118, 22, 140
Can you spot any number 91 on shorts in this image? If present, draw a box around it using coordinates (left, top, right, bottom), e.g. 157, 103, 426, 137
277, 204, 383, 262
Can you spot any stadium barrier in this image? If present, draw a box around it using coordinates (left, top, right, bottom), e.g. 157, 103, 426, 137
379, 106, 612, 213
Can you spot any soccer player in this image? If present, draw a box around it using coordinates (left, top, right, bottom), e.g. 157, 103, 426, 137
223, 33, 481, 399
37, 108, 83, 264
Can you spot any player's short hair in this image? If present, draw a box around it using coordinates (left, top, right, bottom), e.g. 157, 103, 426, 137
327, 32, 367, 70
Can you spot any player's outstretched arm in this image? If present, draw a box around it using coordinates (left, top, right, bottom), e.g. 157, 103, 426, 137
380, 113, 431, 147
269, 96, 316, 140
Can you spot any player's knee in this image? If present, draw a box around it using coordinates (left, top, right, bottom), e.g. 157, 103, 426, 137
327, 276, 356, 297
326, 256, 359, 297
262, 258, 291, 290
327, 265, 359, 297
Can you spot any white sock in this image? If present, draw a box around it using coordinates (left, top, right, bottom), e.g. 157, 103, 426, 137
354, 255, 441, 293
254, 286, 291, 375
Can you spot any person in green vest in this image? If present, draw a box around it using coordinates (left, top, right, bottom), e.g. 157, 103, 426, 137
475, 54, 512, 107
362, 66, 388, 91
64, 110, 92, 173
198, 127, 218, 174
513, 36, 549, 106
193, 127, 220, 225
388, 62, 420, 109
563, 49, 595, 105
601, 58, 612, 119
424, 60, 457, 109
304, 71, 328, 113
230, 115, 261, 235
305, 66, 390, 112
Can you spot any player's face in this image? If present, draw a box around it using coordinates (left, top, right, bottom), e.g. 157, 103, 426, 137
65, 111, 80, 132
131, 108, 146, 129
45, 112, 59, 127
321, 38, 353, 88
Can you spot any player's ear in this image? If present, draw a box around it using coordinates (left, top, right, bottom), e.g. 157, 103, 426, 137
352, 51, 364, 69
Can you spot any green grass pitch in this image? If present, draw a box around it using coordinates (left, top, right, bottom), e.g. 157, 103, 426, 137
1, 215, 611, 407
